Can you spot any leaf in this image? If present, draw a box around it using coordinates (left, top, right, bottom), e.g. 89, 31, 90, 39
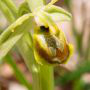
2, 0, 18, 18
0, 0, 15, 23
5, 54, 32, 90
18, 1, 31, 17
43, 5, 72, 22
48, 12, 71, 22
0, 14, 33, 60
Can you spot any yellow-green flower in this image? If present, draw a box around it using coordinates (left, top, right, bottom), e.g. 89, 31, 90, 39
33, 26, 73, 65
33, 0, 73, 65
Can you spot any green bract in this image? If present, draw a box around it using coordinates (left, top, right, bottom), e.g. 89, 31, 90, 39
0, 14, 33, 60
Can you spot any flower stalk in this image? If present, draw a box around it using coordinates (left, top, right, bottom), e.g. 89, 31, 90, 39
26, 0, 55, 90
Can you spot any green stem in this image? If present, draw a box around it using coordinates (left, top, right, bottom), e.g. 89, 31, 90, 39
26, 0, 54, 90
32, 66, 54, 90
17, 33, 54, 90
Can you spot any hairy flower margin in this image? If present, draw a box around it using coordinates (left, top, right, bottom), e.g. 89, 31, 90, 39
33, 0, 73, 65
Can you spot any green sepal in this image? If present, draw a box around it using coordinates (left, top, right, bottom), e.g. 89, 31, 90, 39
44, 5, 72, 18
18, 1, 31, 17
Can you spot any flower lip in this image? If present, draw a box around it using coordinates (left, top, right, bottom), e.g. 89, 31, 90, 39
34, 27, 70, 65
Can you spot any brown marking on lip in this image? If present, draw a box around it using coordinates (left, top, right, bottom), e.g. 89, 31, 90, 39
34, 39, 61, 64
34, 26, 70, 64
34, 37, 69, 64
56, 43, 69, 63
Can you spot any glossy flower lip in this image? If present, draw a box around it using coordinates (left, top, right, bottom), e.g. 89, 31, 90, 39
33, 26, 73, 65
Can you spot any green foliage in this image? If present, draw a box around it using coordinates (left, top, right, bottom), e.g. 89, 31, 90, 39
5, 54, 32, 90
55, 61, 90, 90
0, 14, 33, 60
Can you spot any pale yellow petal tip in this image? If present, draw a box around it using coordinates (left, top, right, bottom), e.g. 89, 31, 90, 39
63, 43, 74, 64
67, 44, 74, 61
68, 44, 74, 56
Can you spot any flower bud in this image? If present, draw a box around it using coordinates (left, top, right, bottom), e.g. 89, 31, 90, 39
33, 26, 73, 65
